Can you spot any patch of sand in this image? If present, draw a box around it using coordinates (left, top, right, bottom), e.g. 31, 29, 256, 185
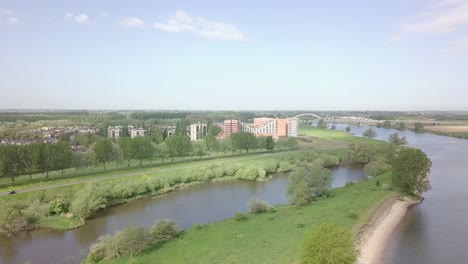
425, 126, 468, 133
356, 197, 419, 264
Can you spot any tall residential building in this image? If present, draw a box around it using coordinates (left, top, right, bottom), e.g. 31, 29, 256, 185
240, 117, 298, 138
190, 122, 208, 141
223, 119, 240, 138
108, 126, 123, 138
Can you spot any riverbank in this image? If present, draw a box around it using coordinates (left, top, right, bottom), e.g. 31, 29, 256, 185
0, 149, 347, 236
356, 196, 420, 264
94, 171, 394, 264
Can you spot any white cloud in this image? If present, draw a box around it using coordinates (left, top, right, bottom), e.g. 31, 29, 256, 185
5, 16, 19, 26
390, 0, 468, 52
0, 8, 12, 15
96, 12, 110, 20
154, 10, 246, 41
65, 13, 91, 24
118, 17, 144, 27
445, 34, 468, 52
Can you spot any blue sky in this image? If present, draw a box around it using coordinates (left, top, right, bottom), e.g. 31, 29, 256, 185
1, 0, 468, 110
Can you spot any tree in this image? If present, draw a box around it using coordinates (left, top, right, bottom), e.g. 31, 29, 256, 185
345, 127, 351, 132
414, 122, 425, 133
364, 157, 391, 177
398, 122, 406, 130
35, 143, 54, 178
110, 143, 124, 167
0, 145, 21, 183
349, 143, 373, 164
230, 132, 256, 153
131, 137, 153, 166
219, 138, 232, 156
301, 224, 357, 264
388, 132, 407, 145
392, 148, 431, 196
317, 119, 327, 129
204, 134, 219, 157
118, 137, 133, 167
383, 120, 392, 129
165, 135, 191, 162
362, 128, 377, 138
93, 139, 113, 170
266, 136, 275, 151
156, 142, 170, 163
287, 167, 332, 205
192, 141, 207, 159
19, 144, 37, 180
54, 142, 73, 174
330, 124, 336, 130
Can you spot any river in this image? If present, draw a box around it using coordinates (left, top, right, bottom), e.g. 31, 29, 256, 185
332, 124, 468, 264
0, 165, 364, 264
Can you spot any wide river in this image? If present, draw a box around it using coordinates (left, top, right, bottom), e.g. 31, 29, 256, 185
0, 164, 364, 264
332, 124, 468, 264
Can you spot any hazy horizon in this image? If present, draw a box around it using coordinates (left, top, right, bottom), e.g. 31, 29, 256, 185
2, 0, 468, 110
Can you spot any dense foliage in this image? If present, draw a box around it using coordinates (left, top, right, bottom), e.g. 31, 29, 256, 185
301, 224, 357, 264
392, 148, 431, 196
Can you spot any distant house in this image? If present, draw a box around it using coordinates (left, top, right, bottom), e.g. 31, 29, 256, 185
190, 122, 208, 141
108, 126, 123, 138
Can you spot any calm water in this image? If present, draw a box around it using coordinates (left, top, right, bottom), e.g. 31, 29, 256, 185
0, 165, 364, 264
332, 124, 468, 264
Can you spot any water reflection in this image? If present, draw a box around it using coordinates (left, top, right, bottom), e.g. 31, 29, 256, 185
0, 166, 362, 264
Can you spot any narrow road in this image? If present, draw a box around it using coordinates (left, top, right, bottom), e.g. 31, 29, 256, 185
0, 151, 290, 197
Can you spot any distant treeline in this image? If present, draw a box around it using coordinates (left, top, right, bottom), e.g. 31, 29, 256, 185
0, 111, 90, 122
130, 112, 189, 120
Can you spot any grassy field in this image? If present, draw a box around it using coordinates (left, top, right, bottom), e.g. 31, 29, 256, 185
102, 172, 394, 264
299, 126, 387, 147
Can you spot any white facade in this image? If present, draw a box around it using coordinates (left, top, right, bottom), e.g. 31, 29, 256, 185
108, 126, 123, 138
130, 128, 146, 138
288, 118, 298, 137
190, 123, 208, 141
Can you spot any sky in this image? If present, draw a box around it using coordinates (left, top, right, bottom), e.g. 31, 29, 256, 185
1, 0, 468, 111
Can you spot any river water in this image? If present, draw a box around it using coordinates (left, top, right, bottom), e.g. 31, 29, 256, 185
332, 124, 468, 264
0, 165, 364, 264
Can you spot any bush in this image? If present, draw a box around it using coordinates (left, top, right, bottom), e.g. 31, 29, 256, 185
247, 197, 273, 214
376, 180, 380, 187
151, 219, 179, 241
234, 212, 248, 222
301, 224, 357, 264
364, 158, 391, 177
296, 219, 305, 228
48, 198, 69, 215
381, 183, 390, 190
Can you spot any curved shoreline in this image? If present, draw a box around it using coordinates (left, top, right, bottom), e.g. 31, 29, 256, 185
356, 196, 419, 264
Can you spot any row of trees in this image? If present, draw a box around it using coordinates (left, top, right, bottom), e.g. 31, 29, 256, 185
0, 142, 73, 183
0, 133, 298, 183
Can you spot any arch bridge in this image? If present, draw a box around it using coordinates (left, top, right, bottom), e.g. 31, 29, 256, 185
293, 113, 322, 119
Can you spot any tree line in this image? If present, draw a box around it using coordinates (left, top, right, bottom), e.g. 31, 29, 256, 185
0, 133, 298, 183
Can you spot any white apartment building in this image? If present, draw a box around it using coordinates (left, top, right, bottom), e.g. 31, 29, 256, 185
130, 128, 146, 138
190, 122, 208, 141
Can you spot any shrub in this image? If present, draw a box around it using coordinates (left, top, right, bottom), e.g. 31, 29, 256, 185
381, 183, 390, 190
376, 180, 381, 187
247, 197, 273, 214
151, 219, 180, 241
48, 198, 68, 215
301, 224, 357, 264
296, 219, 305, 228
234, 212, 248, 222
364, 158, 391, 177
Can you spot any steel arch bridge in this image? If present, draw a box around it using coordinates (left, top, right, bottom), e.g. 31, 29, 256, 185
293, 113, 322, 119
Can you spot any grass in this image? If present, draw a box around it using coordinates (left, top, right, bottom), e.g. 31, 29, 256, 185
101, 172, 395, 264
299, 126, 387, 147
39, 215, 84, 230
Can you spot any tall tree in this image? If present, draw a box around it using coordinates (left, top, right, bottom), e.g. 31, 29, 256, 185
118, 137, 133, 167
35, 143, 54, 178
389, 132, 407, 145
94, 139, 113, 170
230, 132, 256, 153
203, 134, 219, 157
54, 142, 73, 174
266, 136, 275, 151
131, 137, 153, 166
414, 122, 425, 133
362, 128, 377, 138
392, 148, 431, 196
165, 135, 192, 162
19, 144, 37, 180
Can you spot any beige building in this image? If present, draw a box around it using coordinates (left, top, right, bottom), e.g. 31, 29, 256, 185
190, 122, 208, 141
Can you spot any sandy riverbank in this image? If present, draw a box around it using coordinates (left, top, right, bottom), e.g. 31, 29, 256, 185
356, 197, 419, 264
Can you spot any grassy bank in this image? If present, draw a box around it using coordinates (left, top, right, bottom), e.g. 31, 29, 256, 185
0, 147, 349, 236
299, 126, 387, 147
100, 171, 394, 264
